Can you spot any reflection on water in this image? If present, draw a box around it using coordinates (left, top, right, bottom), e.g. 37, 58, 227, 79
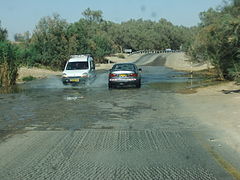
0, 66, 216, 94
0, 86, 22, 94
141, 66, 217, 93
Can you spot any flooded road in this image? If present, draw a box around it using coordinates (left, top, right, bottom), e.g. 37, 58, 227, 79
0, 54, 235, 179
0, 56, 194, 131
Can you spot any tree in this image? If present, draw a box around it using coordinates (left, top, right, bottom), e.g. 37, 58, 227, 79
0, 42, 18, 87
88, 35, 114, 62
30, 14, 74, 69
82, 8, 103, 23
0, 23, 19, 87
14, 31, 31, 42
188, 0, 240, 80
68, 16, 116, 63
232, 0, 240, 7
108, 18, 193, 52
0, 21, 8, 41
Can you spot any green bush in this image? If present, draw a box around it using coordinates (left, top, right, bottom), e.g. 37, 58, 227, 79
0, 42, 19, 87
188, 1, 240, 80
22, 76, 36, 82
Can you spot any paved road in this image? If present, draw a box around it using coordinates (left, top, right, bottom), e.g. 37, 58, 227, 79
0, 54, 236, 179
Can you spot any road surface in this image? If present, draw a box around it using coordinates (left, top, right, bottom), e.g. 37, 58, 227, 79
0, 54, 238, 180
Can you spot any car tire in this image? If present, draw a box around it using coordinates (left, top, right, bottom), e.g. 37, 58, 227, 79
108, 83, 113, 89
136, 80, 141, 88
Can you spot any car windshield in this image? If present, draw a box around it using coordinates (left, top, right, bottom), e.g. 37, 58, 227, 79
113, 64, 135, 71
66, 62, 88, 70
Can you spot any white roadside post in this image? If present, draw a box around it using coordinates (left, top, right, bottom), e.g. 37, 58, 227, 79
190, 61, 193, 90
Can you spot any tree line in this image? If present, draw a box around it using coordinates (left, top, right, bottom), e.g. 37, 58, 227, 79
3, 9, 195, 66
188, 0, 240, 81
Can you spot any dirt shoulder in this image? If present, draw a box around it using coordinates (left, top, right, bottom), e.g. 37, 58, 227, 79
17, 67, 61, 82
177, 82, 240, 153
166, 52, 240, 153
165, 52, 212, 71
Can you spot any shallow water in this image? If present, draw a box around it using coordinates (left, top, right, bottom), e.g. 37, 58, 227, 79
0, 63, 216, 131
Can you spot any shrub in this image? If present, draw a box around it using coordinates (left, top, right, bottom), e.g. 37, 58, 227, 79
0, 42, 19, 87
22, 76, 36, 82
117, 54, 125, 59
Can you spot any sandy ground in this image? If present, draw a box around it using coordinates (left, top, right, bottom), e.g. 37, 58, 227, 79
177, 82, 240, 152
165, 52, 213, 71
17, 67, 61, 82
95, 53, 144, 70
165, 52, 240, 153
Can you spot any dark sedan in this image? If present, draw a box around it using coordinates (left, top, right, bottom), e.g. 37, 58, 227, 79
108, 63, 142, 88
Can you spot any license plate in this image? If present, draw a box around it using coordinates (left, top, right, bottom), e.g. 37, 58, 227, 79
70, 79, 79, 82
119, 74, 127, 77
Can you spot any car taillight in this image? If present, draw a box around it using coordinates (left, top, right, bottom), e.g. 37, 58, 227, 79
109, 73, 117, 77
129, 73, 138, 77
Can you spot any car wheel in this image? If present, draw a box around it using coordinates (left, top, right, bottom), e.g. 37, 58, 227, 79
108, 83, 113, 89
136, 81, 141, 88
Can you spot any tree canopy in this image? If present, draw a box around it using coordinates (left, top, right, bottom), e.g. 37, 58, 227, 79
188, 0, 240, 80
0, 23, 18, 87
0, 21, 8, 42
82, 8, 103, 23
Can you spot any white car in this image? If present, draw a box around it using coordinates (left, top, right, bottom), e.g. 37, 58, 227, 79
62, 55, 96, 84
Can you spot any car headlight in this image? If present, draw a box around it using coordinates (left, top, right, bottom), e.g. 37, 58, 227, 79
62, 73, 67, 78
81, 73, 88, 78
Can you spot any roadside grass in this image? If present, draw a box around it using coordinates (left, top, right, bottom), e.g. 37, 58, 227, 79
24, 64, 61, 71
174, 68, 220, 81
22, 76, 37, 82
117, 54, 125, 59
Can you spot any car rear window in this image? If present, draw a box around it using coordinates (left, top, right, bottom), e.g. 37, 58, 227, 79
113, 64, 135, 71
66, 62, 89, 70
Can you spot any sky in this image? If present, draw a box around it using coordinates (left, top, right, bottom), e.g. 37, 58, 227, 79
0, 0, 224, 40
